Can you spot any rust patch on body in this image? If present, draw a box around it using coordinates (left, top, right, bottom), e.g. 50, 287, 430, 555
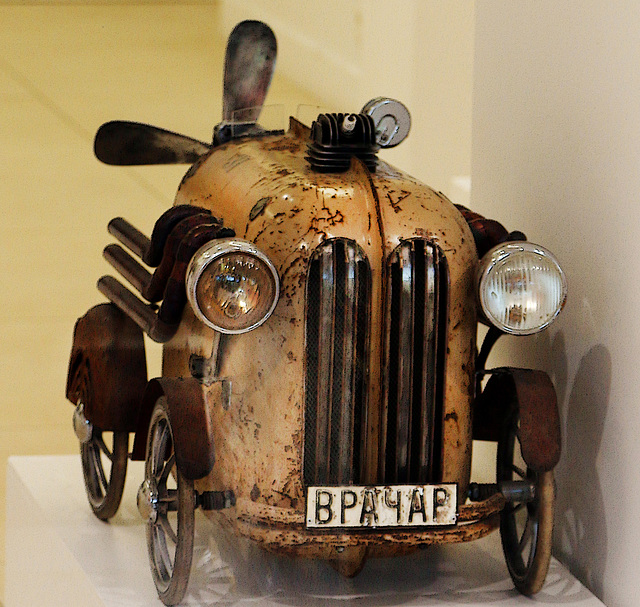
262, 139, 304, 154
250, 196, 272, 221
444, 411, 458, 424
385, 189, 411, 213
250, 484, 261, 501
223, 153, 250, 172
310, 208, 345, 232
233, 495, 503, 559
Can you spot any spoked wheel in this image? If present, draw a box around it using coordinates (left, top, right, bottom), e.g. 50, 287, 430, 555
72, 365, 128, 521
497, 414, 555, 595
139, 398, 195, 606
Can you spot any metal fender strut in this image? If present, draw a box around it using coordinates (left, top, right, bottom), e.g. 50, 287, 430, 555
473, 368, 561, 472
131, 377, 215, 480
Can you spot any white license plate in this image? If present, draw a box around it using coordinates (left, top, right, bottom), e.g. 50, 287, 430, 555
306, 484, 457, 529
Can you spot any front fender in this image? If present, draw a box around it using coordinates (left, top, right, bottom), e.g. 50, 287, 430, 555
473, 368, 561, 472
131, 377, 215, 480
66, 303, 147, 431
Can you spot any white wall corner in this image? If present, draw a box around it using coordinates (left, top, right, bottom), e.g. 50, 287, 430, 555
472, 3, 640, 605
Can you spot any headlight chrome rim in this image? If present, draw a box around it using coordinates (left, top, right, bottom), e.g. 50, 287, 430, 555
478, 241, 567, 335
186, 238, 280, 334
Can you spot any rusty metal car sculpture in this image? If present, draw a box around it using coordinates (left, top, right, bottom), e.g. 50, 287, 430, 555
66, 20, 567, 605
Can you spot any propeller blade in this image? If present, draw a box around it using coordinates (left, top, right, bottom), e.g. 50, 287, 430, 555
222, 20, 277, 123
94, 121, 211, 166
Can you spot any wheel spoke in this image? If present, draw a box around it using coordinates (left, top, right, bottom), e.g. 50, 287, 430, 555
95, 433, 114, 461
519, 516, 533, 554
158, 514, 178, 545
84, 449, 99, 495
150, 425, 163, 474
159, 543, 174, 580
159, 453, 176, 484
152, 525, 172, 580
90, 442, 109, 494
159, 425, 172, 464
153, 424, 171, 478
505, 502, 525, 515
510, 463, 527, 479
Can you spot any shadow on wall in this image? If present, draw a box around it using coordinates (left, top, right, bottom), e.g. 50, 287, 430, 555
554, 340, 610, 599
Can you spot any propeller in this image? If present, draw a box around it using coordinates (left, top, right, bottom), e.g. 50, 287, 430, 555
94, 20, 277, 166
222, 20, 277, 123
94, 121, 210, 166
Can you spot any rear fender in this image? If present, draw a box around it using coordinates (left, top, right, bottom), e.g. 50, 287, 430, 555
66, 303, 147, 431
131, 377, 215, 480
473, 367, 561, 472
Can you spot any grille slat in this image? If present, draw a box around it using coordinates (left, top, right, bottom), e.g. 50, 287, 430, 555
304, 239, 370, 486
381, 239, 448, 485
397, 245, 415, 481
313, 247, 334, 482
333, 242, 357, 483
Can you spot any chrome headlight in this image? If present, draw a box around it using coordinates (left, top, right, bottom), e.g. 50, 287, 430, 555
186, 239, 279, 334
478, 241, 567, 335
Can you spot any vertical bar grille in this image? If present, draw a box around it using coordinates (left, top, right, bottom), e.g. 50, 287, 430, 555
304, 239, 370, 486
381, 239, 448, 484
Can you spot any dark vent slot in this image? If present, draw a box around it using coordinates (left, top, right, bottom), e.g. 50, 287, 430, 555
381, 239, 448, 484
304, 239, 371, 486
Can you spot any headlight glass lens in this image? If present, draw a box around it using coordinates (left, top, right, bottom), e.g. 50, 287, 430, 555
187, 240, 279, 334
478, 241, 566, 335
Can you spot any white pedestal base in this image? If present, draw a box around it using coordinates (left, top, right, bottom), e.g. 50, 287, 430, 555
5, 455, 603, 606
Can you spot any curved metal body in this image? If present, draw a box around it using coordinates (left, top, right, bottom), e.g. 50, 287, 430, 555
159, 119, 487, 568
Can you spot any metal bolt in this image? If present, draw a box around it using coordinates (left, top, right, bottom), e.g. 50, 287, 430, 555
499, 480, 536, 503
342, 114, 357, 134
